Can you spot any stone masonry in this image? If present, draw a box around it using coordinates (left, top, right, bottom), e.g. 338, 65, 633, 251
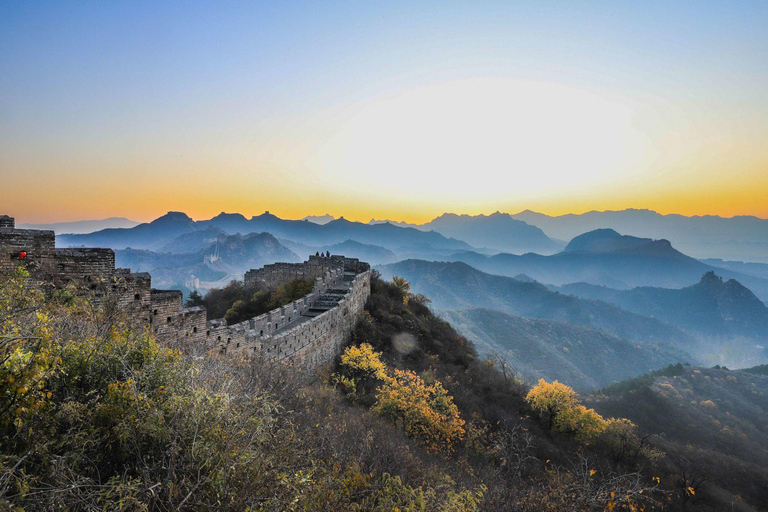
0, 215, 371, 380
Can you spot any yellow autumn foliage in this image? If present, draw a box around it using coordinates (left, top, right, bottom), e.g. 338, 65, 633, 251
375, 368, 465, 453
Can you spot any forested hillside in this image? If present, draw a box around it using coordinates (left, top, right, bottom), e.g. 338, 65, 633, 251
441, 308, 685, 391
589, 364, 768, 508
2, 269, 765, 510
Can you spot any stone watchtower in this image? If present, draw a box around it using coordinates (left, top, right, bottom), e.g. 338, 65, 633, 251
0, 216, 14, 229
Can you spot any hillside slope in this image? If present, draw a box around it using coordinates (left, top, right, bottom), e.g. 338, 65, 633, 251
557, 271, 768, 339
449, 229, 768, 302
442, 308, 686, 391
378, 259, 696, 350
589, 365, 768, 508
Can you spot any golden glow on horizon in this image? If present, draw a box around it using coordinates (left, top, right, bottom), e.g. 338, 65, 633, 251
2, 77, 767, 225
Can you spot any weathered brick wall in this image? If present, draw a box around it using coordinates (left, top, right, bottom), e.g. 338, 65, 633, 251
149, 289, 184, 339
53, 248, 115, 285
271, 271, 371, 382
0, 227, 57, 278
222, 270, 370, 381
244, 262, 328, 291
2, 217, 371, 380
114, 271, 153, 325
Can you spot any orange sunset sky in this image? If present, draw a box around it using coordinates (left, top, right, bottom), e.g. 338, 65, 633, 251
1, 2, 767, 224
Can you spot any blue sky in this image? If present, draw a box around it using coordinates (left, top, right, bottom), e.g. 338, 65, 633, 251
1, 1, 767, 222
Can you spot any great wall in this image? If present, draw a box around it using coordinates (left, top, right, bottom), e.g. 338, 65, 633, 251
0, 214, 371, 380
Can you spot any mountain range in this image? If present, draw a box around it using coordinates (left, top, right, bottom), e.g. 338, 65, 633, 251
448, 228, 768, 303
555, 271, 768, 340
19, 217, 140, 234
59, 211, 474, 256
513, 208, 768, 263
115, 231, 299, 291
441, 308, 685, 391
377, 259, 695, 349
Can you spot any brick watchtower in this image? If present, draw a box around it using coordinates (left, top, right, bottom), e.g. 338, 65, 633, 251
0, 216, 14, 229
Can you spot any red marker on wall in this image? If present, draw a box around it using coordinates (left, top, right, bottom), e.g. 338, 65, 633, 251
18, 251, 27, 259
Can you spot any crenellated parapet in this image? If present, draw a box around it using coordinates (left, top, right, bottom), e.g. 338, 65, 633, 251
1, 214, 371, 381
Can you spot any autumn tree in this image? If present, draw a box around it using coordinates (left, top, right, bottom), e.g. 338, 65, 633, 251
526, 379, 578, 430
375, 368, 465, 452
337, 343, 388, 397
391, 276, 411, 305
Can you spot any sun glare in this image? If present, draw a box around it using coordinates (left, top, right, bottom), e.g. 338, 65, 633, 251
312, 79, 646, 203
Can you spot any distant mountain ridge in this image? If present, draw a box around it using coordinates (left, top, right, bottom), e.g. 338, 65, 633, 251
369, 212, 563, 254
556, 271, 768, 340
377, 259, 696, 350
513, 208, 768, 263
442, 308, 687, 391
420, 212, 563, 254
301, 214, 335, 225
115, 231, 299, 291
59, 211, 475, 254
19, 217, 140, 234
448, 228, 768, 303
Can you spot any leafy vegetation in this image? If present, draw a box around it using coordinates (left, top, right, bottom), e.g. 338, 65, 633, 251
336, 343, 465, 452
589, 365, 768, 509
0, 269, 487, 510
199, 277, 314, 323
3, 268, 763, 510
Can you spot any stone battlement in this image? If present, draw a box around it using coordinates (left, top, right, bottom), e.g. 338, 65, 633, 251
0, 215, 370, 381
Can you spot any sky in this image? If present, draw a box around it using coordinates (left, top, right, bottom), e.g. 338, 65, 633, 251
1, 1, 767, 224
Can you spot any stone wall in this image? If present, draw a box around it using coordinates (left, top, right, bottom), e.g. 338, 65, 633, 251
1, 214, 371, 382
0, 223, 57, 279
54, 248, 115, 284
245, 255, 369, 291
215, 269, 370, 381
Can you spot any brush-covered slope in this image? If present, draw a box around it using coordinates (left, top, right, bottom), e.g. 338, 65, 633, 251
590, 364, 768, 508
378, 259, 695, 349
442, 308, 687, 391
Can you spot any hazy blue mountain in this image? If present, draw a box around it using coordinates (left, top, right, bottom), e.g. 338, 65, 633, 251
59, 212, 197, 250
699, 259, 768, 280
18, 217, 140, 234
159, 226, 227, 254
198, 212, 475, 252
59, 211, 475, 254
301, 214, 335, 225
442, 308, 687, 391
562, 228, 652, 253
277, 238, 398, 265
317, 240, 398, 264
513, 208, 768, 263
368, 219, 418, 228
420, 212, 563, 254
369, 212, 563, 254
115, 232, 299, 291
377, 259, 695, 350
556, 272, 768, 340
448, 229, 768, 303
